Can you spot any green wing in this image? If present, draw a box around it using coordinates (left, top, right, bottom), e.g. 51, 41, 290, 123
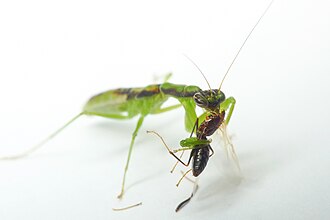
83, 88, 142, 116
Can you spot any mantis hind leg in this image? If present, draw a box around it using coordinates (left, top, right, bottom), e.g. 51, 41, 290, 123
151, 103, 182, 114
117, 115, 145, 199
0, 113, 84, 160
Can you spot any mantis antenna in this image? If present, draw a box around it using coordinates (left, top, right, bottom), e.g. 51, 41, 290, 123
183, 54, 213, 92
218, 0, 274, 91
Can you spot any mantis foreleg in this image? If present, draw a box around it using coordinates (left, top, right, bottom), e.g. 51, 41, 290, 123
220, 96, 236, 125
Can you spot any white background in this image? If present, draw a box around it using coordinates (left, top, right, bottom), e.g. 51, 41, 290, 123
0, 0, 330, 219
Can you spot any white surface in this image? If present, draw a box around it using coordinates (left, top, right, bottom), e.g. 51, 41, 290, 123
0, 0, 330, 219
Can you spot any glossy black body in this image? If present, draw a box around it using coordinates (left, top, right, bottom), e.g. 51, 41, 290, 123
189, 110, 225, 177
190, 143, 210, 176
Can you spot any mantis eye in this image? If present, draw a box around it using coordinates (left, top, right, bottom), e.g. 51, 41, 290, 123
193, 92, 209, 108
211, 90, 218, 96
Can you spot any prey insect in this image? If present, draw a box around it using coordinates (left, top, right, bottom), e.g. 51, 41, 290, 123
148, 110, 227, 183
1, 0, 274, 211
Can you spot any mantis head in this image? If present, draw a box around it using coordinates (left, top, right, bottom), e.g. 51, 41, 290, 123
193, 89, 225, 111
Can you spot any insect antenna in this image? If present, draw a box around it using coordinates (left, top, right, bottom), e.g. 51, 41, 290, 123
183, 54, 213, 93
218, 0, 274, 91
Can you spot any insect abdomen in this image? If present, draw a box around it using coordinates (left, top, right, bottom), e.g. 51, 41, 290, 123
191, 145, 210, 177
83, 84, 164, 117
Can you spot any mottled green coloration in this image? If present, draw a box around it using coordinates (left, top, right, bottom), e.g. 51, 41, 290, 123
83, 83, 202, 132
180, 137, 211, 148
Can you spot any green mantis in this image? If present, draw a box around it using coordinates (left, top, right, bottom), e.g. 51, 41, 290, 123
0, 79, 235, 198
1, 0, 274, 205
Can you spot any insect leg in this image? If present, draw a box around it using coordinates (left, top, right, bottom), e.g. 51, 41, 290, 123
179, 99, 198, 133
147, 131, 192, 167
117, 115, 145, 199
209, 146, 214, 157
0, 113, 84, 160
220, 123, 241, 171
173, 146, 200, 153
163, 72, 172, 82
170, 111, 205, 173
189, 118, 199, 137
176, 169, 192, 187
84, 112, 132, 119
220, 97, 236, 125
170, 118, 199, 173
150, 103, 182, 114
170, 150, 184, 173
